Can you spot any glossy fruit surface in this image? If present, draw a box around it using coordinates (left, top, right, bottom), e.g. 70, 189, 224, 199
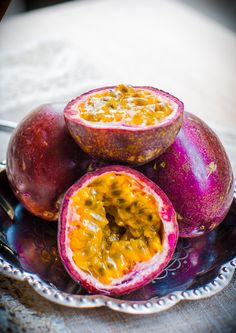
64, 84, 184, 165
6, 103, 91, 221
58, 165, 178, 295
139, 112, 234, 237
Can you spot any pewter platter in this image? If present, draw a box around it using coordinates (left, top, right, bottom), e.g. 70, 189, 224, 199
0, 124, 235, 315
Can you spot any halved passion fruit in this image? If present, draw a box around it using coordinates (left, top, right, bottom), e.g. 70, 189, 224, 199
64, 84, 184, 165
58, 166, 178, 295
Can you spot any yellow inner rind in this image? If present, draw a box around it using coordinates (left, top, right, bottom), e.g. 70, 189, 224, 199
69, 172, 162, 284
77, 84, 174, 126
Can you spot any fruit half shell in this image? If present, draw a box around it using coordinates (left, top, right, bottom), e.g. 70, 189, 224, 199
58, 166, 178, 295
64, 85, 184, 165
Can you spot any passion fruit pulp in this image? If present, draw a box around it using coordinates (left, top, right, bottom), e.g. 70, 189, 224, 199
64, 84, 184, 165
58, 166, 178, 295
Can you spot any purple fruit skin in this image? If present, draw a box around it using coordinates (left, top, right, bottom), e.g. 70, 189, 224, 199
64, 86, 184, 166
139, 112, 234, 238
6, 104, 92, 221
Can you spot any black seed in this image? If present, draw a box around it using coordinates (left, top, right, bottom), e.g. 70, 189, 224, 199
138, 208, 145, 214
111, 182, 119, 189
125, 206, 131, 212
112, 190, 122, 196
98, 267, 105, 275
108, 103, 115, 109
118, 198, 126, 204
85, 199, 93, 206
106, 212, 116, 223
119, 85, 129, 93
147, 214, 153, 221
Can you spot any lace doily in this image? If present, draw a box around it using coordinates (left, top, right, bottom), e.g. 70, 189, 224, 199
0, 38, 103, 122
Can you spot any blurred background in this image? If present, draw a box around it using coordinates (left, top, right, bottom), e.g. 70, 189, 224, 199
5, 0, 236, 32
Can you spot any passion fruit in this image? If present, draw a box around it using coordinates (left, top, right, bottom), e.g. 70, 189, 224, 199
64, 84, 184, 165
6, 103, 92, 221
139, 112, 234, 238
58, 166, 178, 295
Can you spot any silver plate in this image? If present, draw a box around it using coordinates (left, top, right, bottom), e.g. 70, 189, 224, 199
0, 124, 235, 315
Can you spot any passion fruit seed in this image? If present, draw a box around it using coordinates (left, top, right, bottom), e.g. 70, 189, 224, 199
85, 199, 93, 206
78, 84, 174, 126
68, 172, 162, 285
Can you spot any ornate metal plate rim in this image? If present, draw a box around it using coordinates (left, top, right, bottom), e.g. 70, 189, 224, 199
0, 179, 235, 315
0, 122, 235, 314
0, 256, 235, 314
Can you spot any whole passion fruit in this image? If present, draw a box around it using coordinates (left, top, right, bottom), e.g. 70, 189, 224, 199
58, 166, 178, 295
139, 112, 234, 238
64, 84, 184, 165
6, 104, 92, 221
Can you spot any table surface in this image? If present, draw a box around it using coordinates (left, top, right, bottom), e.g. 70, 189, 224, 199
0, 0, 235, 332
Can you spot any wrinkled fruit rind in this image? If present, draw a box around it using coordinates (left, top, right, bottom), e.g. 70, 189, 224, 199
139, 112, 234, 237
58, 165, 179, 295
6, 103, 92, 221
64, 86, 184, 166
